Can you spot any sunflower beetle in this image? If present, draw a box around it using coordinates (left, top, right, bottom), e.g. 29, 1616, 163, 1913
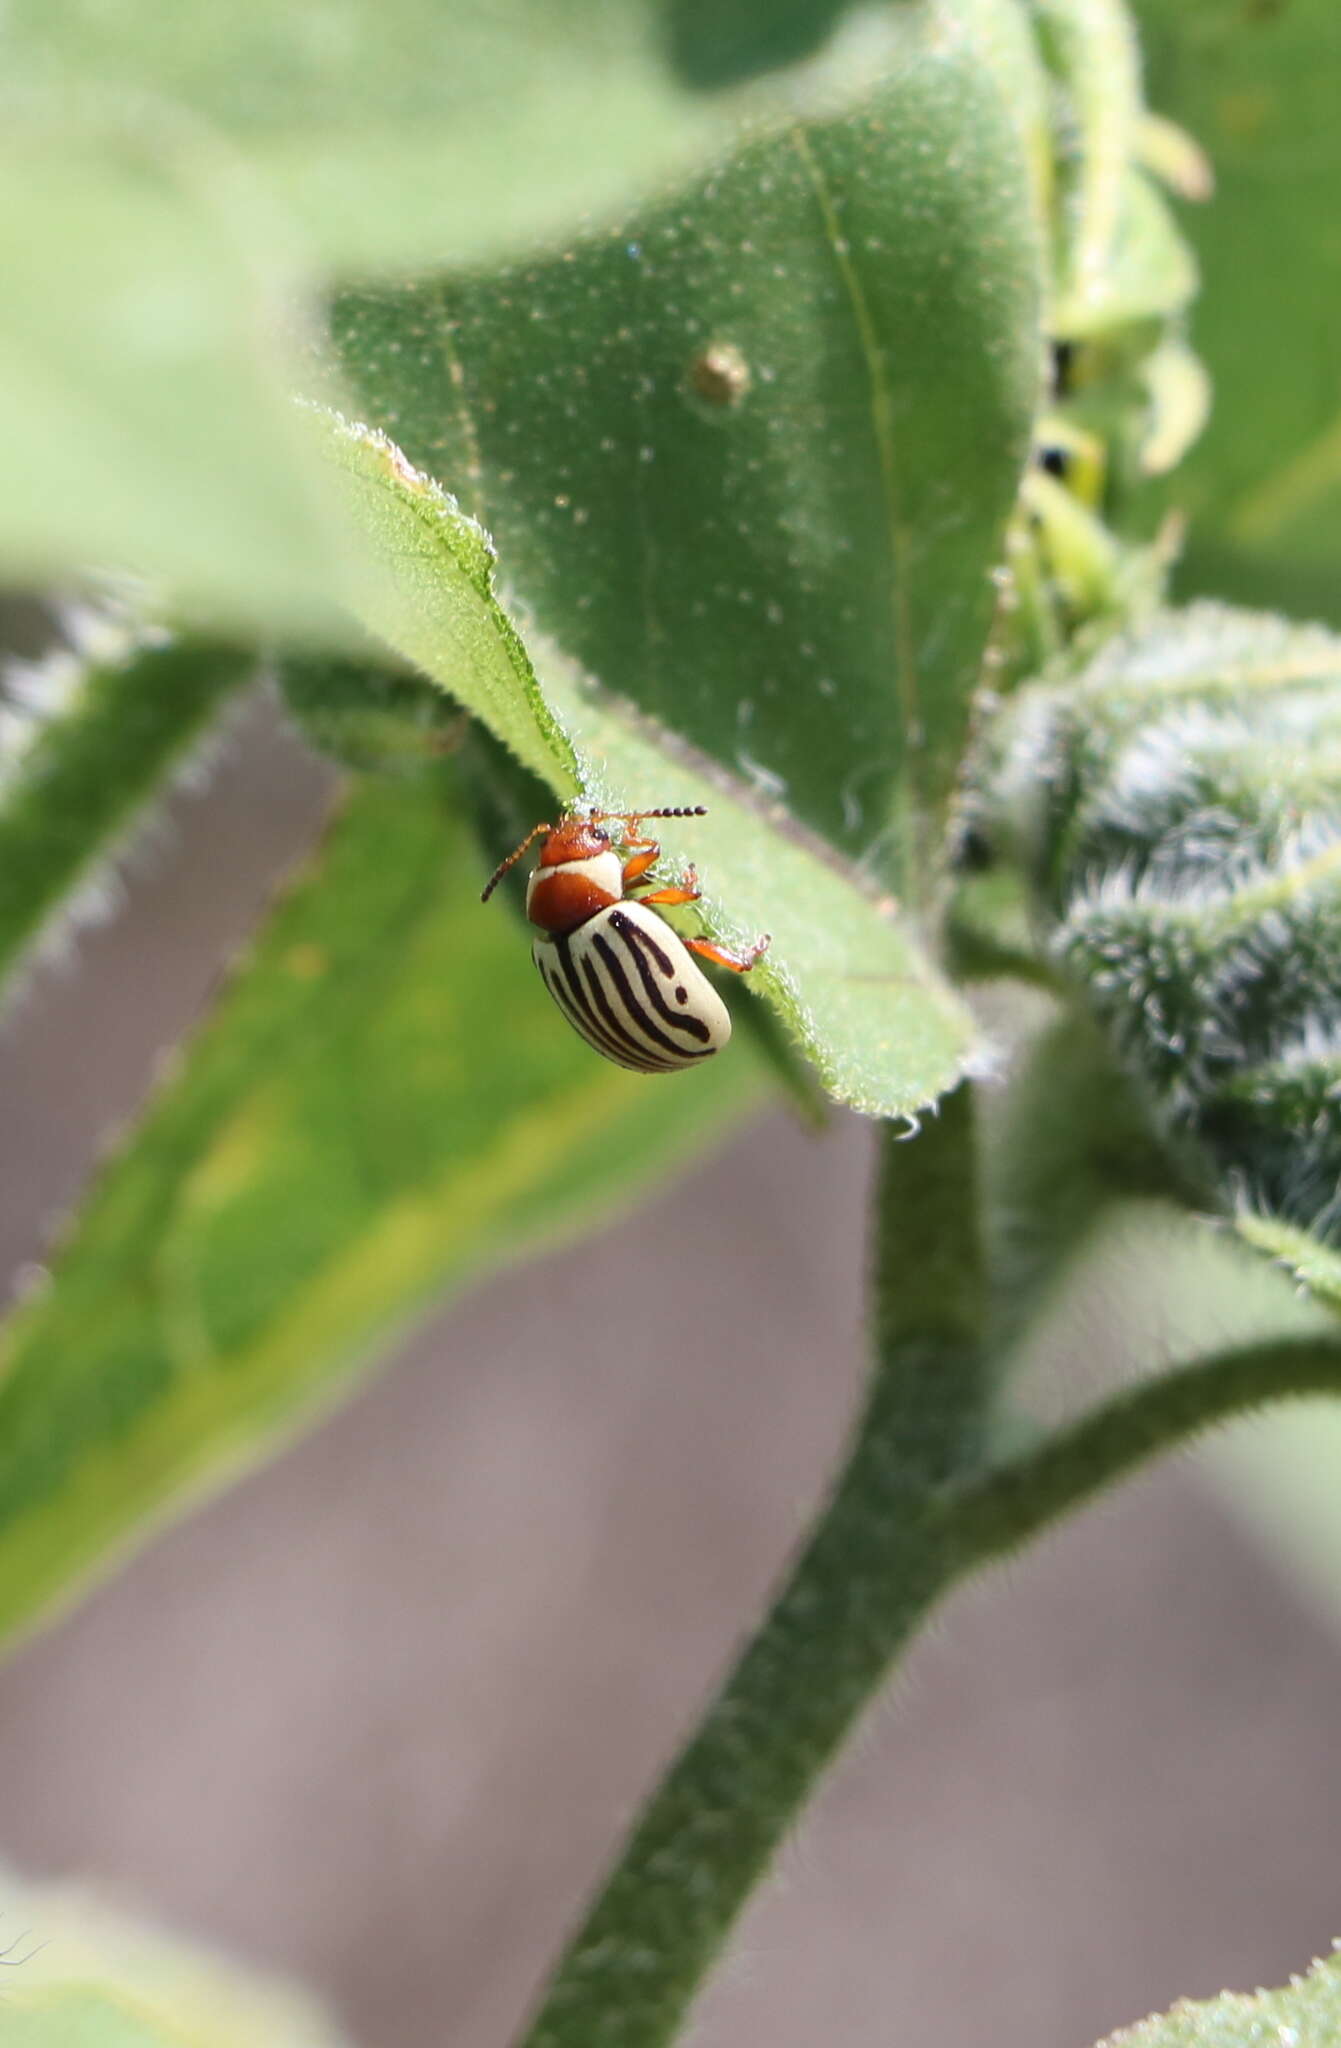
481, 806, 769, 1073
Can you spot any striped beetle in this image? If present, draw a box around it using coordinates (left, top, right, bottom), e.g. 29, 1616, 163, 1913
482, 807, 769, 1074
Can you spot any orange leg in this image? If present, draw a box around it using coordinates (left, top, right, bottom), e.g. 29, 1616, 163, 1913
621, 838, 662, 888
635, 861, 701, 908
624, 841, 704, 905
686, 933, 771, 974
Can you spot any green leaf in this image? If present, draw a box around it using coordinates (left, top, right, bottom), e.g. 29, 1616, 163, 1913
0, 1853, 352, 2046
1071, 166, 1197, 335
0, 621, 251, 996
331, 4, 1044, 883
276, 647, 471, 780
0, 782, 759, 1651
1097, 1945, 1341, 2048
0, 142, 372, 634
974, 601, 1341, 1288
323, 417, 980, 1118
0, 1859, 356, 2048
0, 2, 952, 628
983, 1011, 1184, 1355
0, 1, 917, 276
312, 414, 581, 793
1235, 1211, 1341, 1319
1133, 0, 1341, 623
1027, 0, 1144, 328
0, 7, 960, 625
1209, 1401, 1341, 1632
1, 1996, 180, 2048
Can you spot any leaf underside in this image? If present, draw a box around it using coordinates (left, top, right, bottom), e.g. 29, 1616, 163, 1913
332, 10, 1043, 877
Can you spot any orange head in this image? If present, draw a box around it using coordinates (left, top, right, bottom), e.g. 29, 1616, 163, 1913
480, 805, 708, 905
536, 816, 612, 867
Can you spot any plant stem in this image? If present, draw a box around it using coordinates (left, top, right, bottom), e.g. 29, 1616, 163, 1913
517, 1086, 990, 2048
943, 1331, 1341, 1564
517, 1085, 1341, 2048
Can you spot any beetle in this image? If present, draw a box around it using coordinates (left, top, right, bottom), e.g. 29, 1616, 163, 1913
481, 806, 769, 1073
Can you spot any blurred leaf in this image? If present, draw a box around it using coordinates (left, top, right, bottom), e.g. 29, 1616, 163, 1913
276, 646, 470, 779
0, 622, 250, 996
0, 140, 374, 634
1209, 1402, 1341, 1636
1027, 0, 1143, 328
0, 8, 919, 627
1235, 1211, 1341, 1319
950, 0, 1055, 216
1097, 1945, 1341, 2048
0, 1858, 351, 2048
0, 2, 929, 277
983, 1010, 1180, 1356
1069, 167, 1197, 335
1133, 0, 1341, 622
325, 418, 980, 1117
332, 5, 1044, 881
0, 784, 760, 1651
3, 1998, 179, 2048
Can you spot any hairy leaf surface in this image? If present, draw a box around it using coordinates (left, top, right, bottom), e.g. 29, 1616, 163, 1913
332, 6, 1044, 881
324, 416, 980, 1117
1098, 1946, 1341, 2048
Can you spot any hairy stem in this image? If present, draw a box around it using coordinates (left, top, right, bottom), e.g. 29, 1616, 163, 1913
517, 1077, 1341, 2047
944, 1331, 1341, 1563
517, 1087, 990, 2048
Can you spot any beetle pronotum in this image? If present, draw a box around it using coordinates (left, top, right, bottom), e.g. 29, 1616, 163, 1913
482, 807, 769, 1073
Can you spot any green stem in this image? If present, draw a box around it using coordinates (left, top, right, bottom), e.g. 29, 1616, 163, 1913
518, 1071, 1341, 2047
944, 1331, 1341, 1563
517, 1087, 990, 2048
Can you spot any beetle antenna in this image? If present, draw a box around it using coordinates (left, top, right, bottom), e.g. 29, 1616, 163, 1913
592, 805, 709, 826
481, 821, 551, 903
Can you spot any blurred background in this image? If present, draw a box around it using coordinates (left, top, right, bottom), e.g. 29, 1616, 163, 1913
1, 691, 1340, 2047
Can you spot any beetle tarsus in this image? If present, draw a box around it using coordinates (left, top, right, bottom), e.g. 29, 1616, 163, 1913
686, 933, 770, 974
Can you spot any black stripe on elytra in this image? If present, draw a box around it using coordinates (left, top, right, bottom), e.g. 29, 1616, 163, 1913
591, 931, 713, 1062
546, 945, 661, 1070
547, 962, 663, 1074
609, 910, 713, 1044
538, 947, 626, 1064
580, 952, 682, 1069
612, 905, 676, 975
551, 938, 626, 1058
551, 941, 672, 1072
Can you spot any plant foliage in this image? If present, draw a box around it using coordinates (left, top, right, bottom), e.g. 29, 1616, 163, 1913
0, 0, 1339, 2041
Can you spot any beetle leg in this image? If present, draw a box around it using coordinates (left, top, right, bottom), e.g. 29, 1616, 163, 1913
686, 933, 770, 974
637, 862, 701, 907
621, 838, 661, 887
